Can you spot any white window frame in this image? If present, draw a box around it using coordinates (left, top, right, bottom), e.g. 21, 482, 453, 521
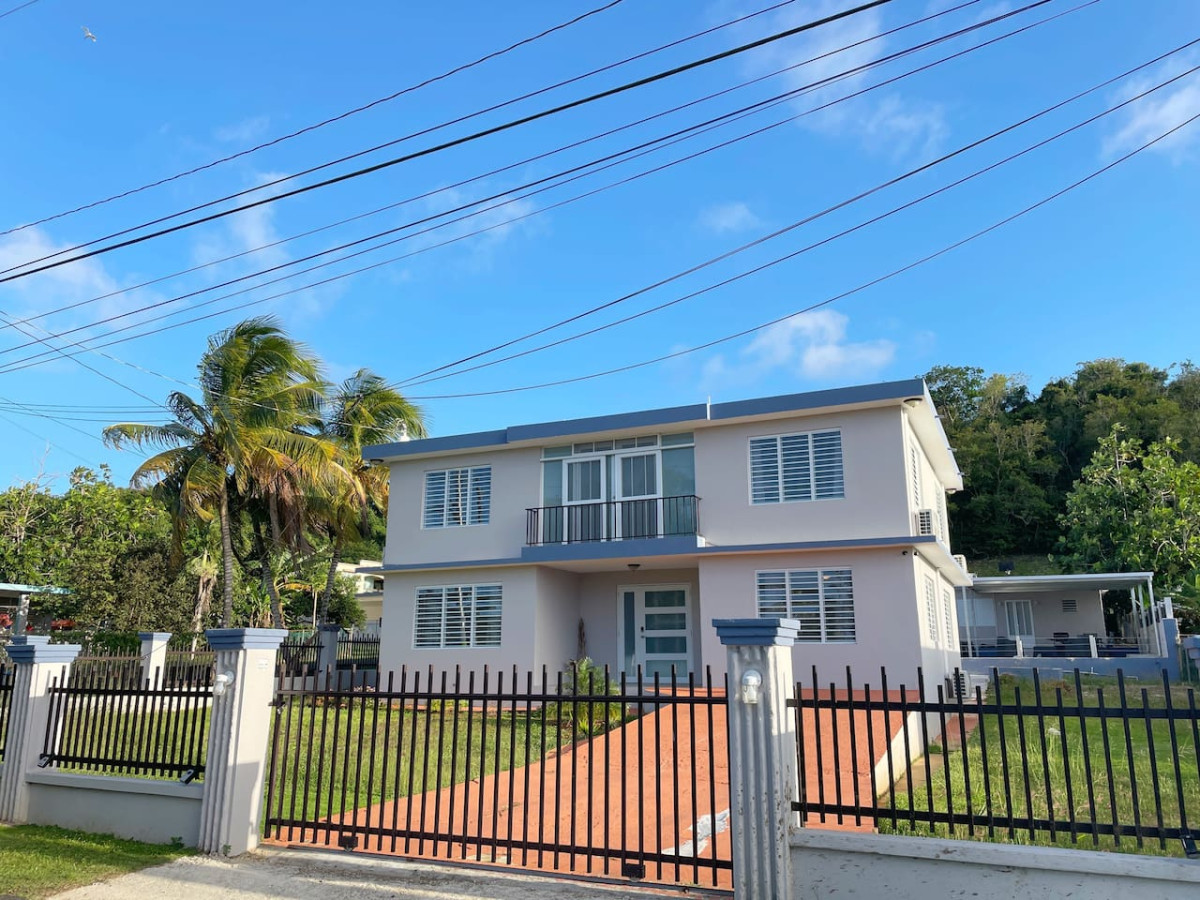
413, 583, 502, 649
755, 567, 855, 644
942, 587, 955, 647
924, 575, 939, 645
747, 429, 845, 506
422, 466, 491, 529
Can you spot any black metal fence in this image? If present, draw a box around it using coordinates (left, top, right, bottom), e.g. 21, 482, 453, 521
525, 495, 700, 546
0, 664, 14, 762
336, 634, 380, 671
789, 666, 1200, 856
263, 665, 732, 888
41, 664, 214, 782
277, 632, 321, 677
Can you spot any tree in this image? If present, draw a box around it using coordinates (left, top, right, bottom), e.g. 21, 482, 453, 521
313, 369, 424, 621
1059, 428, 1200, 611
104, 317, 341, 627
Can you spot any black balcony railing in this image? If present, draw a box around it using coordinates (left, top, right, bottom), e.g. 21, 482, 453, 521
525, 495, 700, 546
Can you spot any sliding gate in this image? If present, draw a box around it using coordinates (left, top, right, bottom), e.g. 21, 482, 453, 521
263, 665, 732, 889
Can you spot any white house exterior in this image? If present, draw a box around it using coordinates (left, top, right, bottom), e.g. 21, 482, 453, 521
335, 560, 385, 631
364, 379, 970, 687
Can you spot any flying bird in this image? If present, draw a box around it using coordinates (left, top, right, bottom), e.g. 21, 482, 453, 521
81, 26, 96, 41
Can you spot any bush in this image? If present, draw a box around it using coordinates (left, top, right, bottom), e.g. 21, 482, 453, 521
553, 657, 626, 736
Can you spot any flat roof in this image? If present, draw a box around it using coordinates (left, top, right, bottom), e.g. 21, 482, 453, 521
970, 572, 1154, 594
0, 582, 68, 599
365, 378, 961, 487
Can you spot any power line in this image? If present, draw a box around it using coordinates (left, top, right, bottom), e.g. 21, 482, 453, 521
1, 0, 988, 336
0, 0, 629, 237
0, 0, 40, 21
0, 0, 897, 284
404, 107, 1200, 401
0, 0, 1056, 364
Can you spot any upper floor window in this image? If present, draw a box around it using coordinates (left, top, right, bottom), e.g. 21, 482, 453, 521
414, 584, 502, 648
749, 430, 844, 504
423, 466, 491, 528
756, 568, 855, 643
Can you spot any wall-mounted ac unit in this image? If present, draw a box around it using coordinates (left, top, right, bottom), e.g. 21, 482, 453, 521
953, 554, 969, 572
914, 508, 935, 536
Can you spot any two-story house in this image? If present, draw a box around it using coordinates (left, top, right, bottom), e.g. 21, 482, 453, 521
364, 379, 969, 687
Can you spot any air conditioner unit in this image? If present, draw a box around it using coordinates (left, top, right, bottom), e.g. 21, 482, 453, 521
953, 554, 969, 572
914, 508, 935, 536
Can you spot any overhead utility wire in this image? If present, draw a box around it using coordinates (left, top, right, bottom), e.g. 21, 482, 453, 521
0, 0, 898, 283
0, 0, 629, 236
0, 0, 40, 21
1, 0, 988, 335
0, 1, 1066, 369
396, 55, 1200, 390
406, 108, 1200, 400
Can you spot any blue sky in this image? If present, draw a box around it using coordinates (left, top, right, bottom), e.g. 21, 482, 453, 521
0, 0, 1196, 487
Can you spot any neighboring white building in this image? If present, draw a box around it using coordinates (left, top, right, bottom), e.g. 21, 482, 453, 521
363, 379, 969, 687
336, 560, 385, 630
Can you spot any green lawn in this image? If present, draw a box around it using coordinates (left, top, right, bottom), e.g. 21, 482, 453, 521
264, 697, 572, 828
49, 703, 210, 781
0, 825, 192, 899
879, 674, 1200, 857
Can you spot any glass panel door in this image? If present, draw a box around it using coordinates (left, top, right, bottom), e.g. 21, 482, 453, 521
617, 451, 659, 539
1004, 599, 1035, 645
633, 586, 691, 678
564, 458, 605, 542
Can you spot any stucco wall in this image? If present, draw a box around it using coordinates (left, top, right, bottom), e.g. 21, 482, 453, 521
379, 565, 539, 680
693, 406, 912, 547
384, 446, 541, 566
789, 829, 1200, 899
533, 567, 581, 673
25, 772, 203, 846
915, 555, 962, 686
990, 590, 1107, 639
697, 548, 925, 684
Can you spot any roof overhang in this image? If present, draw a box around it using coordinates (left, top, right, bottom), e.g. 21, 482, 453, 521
0, 582, 69, 600
969, 572, 1155, 594
365, 379, 962, 472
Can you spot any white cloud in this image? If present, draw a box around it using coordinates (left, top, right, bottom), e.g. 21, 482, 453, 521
699, 201, 762, 234
214, 115, 271, 144
699, 308, 895, 391
740, 0, 948, 160
1104, 62, 1200, 164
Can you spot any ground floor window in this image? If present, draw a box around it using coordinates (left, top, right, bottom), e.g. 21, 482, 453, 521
756, 568, 855, 643
414, 584, 502, 648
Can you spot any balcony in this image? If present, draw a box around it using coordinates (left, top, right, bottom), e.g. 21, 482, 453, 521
525, 495, 700, 547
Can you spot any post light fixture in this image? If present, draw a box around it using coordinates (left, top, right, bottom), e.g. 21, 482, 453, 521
740, 669, 762, 705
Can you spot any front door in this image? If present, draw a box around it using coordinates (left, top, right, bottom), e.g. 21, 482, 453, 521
619, 585, 692, 679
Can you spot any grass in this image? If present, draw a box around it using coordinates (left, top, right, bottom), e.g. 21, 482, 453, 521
0, 824, 192, 899
878, 673, 1200, 857
49, 703, 211, 781
264, 697, 571, 825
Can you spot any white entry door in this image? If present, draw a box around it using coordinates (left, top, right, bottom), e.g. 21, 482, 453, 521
619, 585, 692, 680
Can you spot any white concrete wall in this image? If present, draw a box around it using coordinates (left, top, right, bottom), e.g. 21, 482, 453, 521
698, 548, 925, 685
533, 567, 581, 673
790, 829, 1200, 900
384, 446, 541, 566
904, 412, 953, 548
379, 565, 539, 682
915, 555, 963, 686
694, 406, 912, 547
990, 590, 1107, 639
25, 772, 203, 846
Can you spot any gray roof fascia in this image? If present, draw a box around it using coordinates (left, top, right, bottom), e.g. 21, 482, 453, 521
364, 379, 928, 463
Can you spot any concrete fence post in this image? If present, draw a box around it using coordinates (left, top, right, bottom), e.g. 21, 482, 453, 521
1014, 636, 1025, 658
0, 636, 81, 823
713, 617, 801, 899
197, 628, 287, 856
316, 624, 340, 682
1088, 634, 1099, 658
139, 631, 171, 685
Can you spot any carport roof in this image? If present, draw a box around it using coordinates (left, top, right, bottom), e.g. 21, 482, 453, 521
969, 572, 1154, 594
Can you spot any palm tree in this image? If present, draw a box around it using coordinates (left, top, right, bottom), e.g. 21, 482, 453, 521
104, 317, 341, 627
315, 369, 425, 621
